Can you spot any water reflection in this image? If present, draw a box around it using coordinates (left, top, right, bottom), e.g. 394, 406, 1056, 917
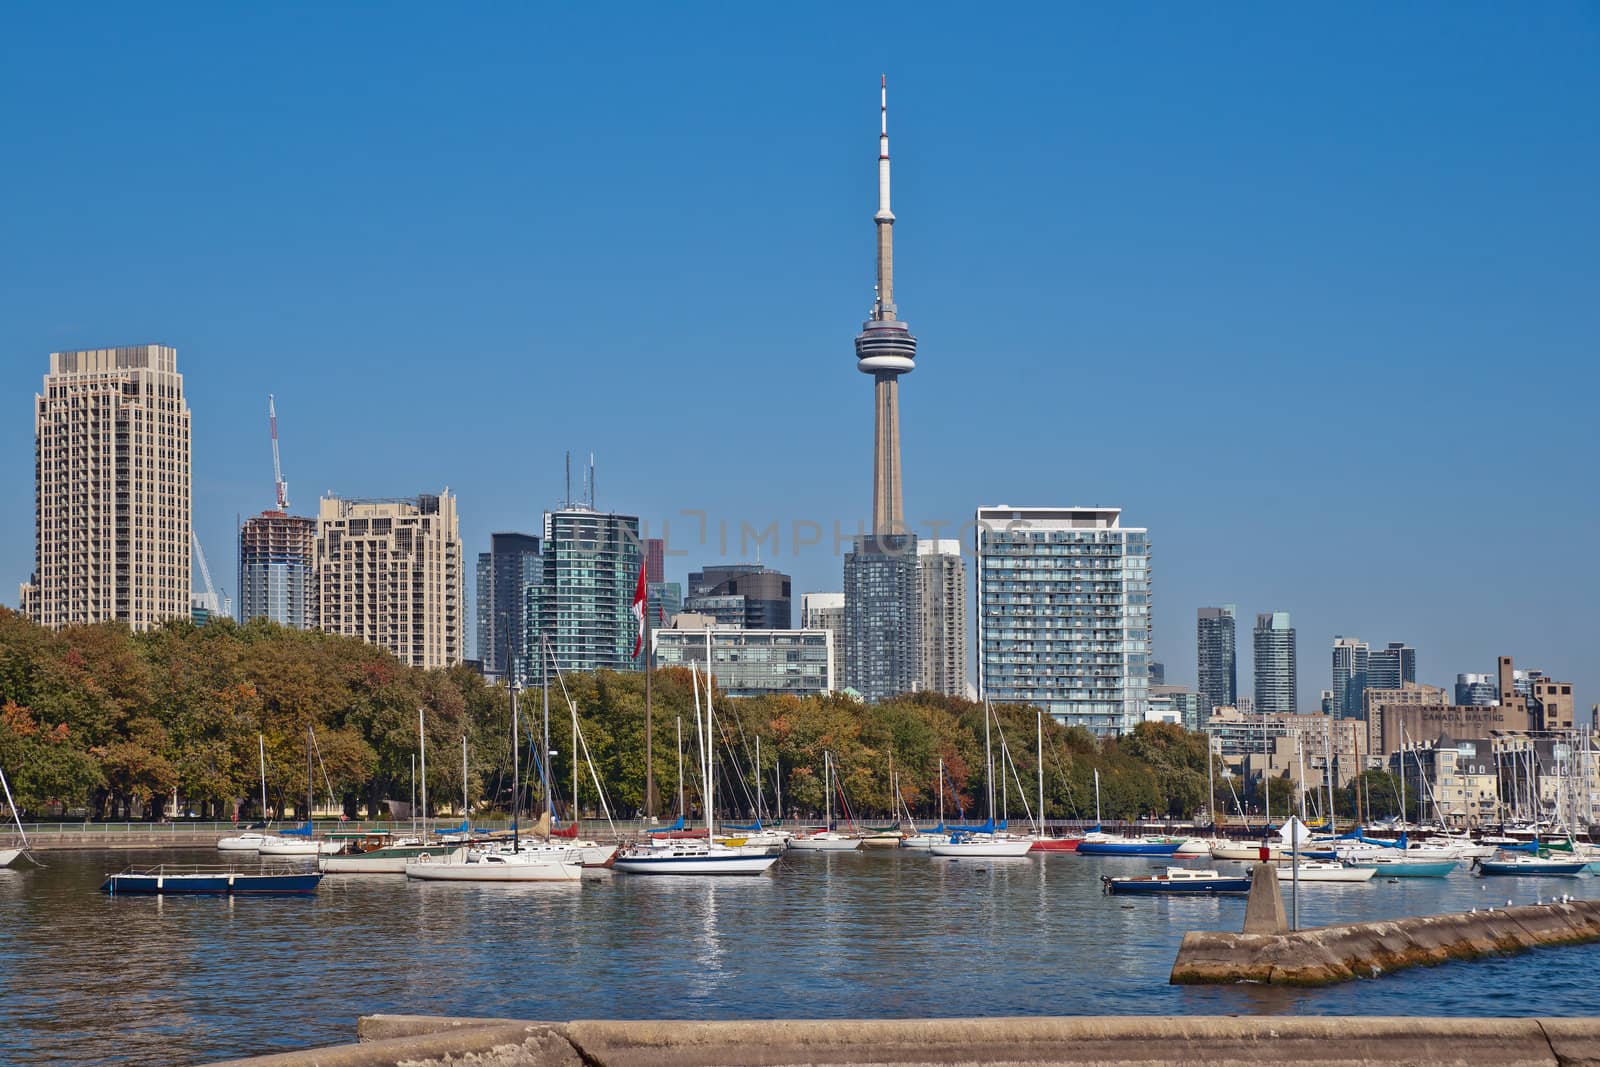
3, 847, 1599, 1065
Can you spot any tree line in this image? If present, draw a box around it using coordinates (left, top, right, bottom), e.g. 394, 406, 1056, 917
0, 609, 1403, 824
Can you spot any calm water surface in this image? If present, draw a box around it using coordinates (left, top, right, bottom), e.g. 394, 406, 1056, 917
4, 848, 1599, 1065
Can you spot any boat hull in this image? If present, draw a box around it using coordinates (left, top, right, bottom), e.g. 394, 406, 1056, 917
102, 871, 322, 895
613, 850, 780, 875
788, 836, 861, 852
215, 834, 266, 851
257, 837, 341, 856
1276, 865, 1377, 883
322, 845, 466, 873
1211, 845, 1286, 861
0, 848, 24, 867
404, 857, 582, 882
1103, 876, 1251, 895
1078, 840, 1182, 856
1349, 860, 1457, 877
1477, 859, 1588, 876
1030, 838, 1081, 852
930, 838, 1035, 858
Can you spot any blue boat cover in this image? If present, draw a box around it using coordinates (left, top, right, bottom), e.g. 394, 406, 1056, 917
280, 820, 314, 837
648, 816, 686, 835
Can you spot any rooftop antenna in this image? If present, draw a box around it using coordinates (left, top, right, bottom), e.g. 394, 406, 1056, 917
588, 452, 596, 508
565, 451, 572, 509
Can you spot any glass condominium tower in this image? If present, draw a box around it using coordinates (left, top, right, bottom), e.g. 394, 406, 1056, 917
975, 506, 1151, 736
1196, 605, 1237, 715
536, 506, 642, 674
1253, 611, 1298, 715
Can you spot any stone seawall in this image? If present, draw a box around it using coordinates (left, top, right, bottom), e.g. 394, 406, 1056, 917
203, 1014, 1600, 1066
1171, 898, 1600, 986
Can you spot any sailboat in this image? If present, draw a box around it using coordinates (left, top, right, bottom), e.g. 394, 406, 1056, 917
407, 673, 582, 882
930, 702, 1035, 857
613, 662, 779, 875
787, 751, 862, 852
1075, 769, 1182, 857
258, 727, 342, 856
901, 758, 953, 851
324, 731, 465, 873
0, 762, 31, 867
218, 735, 274, 852
1029, 710, 1081, 852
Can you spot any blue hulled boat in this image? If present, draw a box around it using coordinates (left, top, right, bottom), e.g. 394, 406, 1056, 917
1102, 867, 1252, 895
102, 864, 322, 896
1476, 854, 1588, 876
1077, 833, 1183, 856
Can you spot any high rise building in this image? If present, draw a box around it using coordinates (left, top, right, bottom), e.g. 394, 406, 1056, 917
916, 539, 967, 698
975, 507, 1151, 736
1455, 673, 1498, 706
23, 345, 191, 630
1196, 606, 1237, 715
685, 564, 792, 630
1149, 661, 1166, 687
315, 492, 463, 669
855, 77, 917, 539
801, 592, 845, 637
1367, 641, 1416, 692
536, 506, 642, 674
1253, 612, 1297, 715
1150, 685, 1202, 731
644, 538, 666, 583
239, 512, 316, 629
842, 534, 921, 703
1330, 636, 1369, 720
475, 532, 541, 680
646, 581, 682, 628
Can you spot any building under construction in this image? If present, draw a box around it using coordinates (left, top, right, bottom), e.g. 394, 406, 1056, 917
238, 510, 316, 629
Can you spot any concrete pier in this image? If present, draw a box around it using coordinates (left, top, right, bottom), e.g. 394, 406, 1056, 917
203, 1014, 1600, 1066
1172, 898, 1600, 986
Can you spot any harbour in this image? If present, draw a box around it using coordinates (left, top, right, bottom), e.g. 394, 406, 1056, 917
6, 845, 1600, 1065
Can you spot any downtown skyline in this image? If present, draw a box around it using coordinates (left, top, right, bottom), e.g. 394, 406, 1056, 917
2, 5, 1595, 713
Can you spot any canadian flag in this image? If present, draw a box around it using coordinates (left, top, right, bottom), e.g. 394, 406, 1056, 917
631, 563, 648, 658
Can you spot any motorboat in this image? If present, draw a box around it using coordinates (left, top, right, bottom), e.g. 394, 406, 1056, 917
102, 864, 322, 895
215, 831, 268, 852
788, 830, 862, 852
1274, 860, 1377, 883
612, 838, 780, 875
1476, 854, 1589, 876
404, 848, 582, 882
1102, 867, 1252, 895
257, 833, 341, 856
322, 839, 466, 874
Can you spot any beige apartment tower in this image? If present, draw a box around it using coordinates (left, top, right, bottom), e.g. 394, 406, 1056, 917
23, 345, 191, 630
917, 539, 968, 697
315, 492, 463, 669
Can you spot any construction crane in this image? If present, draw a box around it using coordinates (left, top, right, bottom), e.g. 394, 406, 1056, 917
269, 394, 289, 511
191, 532, 231, 621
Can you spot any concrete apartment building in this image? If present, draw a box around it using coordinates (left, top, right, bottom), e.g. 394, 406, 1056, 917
22, 344, 192, 630
315, 492, 464, 669
1390, 738, 1501, 827
916, 539, 968, 698
653, 619, 835, 698
1363, 657, 1574, 757
1206, 706, 1366, 790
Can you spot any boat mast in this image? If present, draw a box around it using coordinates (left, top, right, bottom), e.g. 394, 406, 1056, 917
410, 754, 416, 842
542, 640, 553, 829
937, 757, 944, 828
1037, 710, 1045, 838
1205, 731, 1215, 830
705, 653, 716, 841
676, 715, 684, 821
825, 751, 832, 831
572, 677, 579, 825
0, 763, 29, 852
417, 712, 427, 843
1094, 767, 1102, 827
305, 724, 314, 829
257, 734, 267, 822
984, 699, 995, 826
461, 735, 468, 823
511, 674, 521, 853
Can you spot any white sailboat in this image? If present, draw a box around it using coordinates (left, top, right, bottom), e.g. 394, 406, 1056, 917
788, 751, 862, 851
901, 758, 952, 850
258, 727, 341, 856
613, 659, 779, 875
407, 672, 582, 883
931, 702, 1034, 858
218, 735, 273, 851
0, 762, 31, 867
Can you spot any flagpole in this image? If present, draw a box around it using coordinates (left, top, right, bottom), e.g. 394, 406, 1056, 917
645, 597, 655, 821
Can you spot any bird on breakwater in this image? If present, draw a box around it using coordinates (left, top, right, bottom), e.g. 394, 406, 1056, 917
1507, 899, 1514, 907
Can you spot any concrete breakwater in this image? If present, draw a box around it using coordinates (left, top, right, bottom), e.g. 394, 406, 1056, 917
205, 1014, 1600, 1066
1172, 897, 1600, 986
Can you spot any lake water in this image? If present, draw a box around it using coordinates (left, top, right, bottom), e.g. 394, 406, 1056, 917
4, 847, 1599, 1065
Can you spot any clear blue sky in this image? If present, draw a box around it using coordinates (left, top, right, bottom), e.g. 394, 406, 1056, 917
3, 4, 1596, 712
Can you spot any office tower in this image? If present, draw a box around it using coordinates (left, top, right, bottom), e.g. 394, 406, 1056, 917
685, 564, 791, 630
975, 507, 1151, 736
537, 505, 643, 673
23, 345, 191, 630
315, 492, 463, 669
239, 512, 316, 628
1150, 662, 1166, 687
646, 581, 682, 628
916, 539, 968, 698
855, 77, 917, 538
1330, 636, 1370, 719
1196, 606, 1237, 715
1253, 612, 1298, 715
644, 537, 666, 583
1367, 641, 1416, 691
653, 623, 834, 698
475, 532, 541, 680
801, 592, 845, 645
842, 534, 921, 703
1455, 673, 1498, 706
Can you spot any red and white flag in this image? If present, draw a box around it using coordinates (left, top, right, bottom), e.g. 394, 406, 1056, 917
631, 564, 648, 658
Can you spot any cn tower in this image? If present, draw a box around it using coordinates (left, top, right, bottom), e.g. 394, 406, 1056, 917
855, 75, 917, 538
